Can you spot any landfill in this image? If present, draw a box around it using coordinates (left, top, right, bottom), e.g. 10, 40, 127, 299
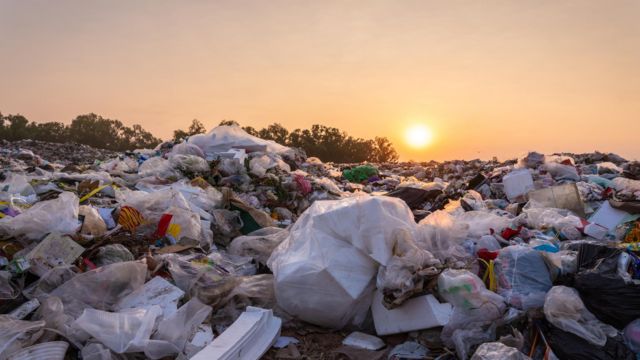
1, 125, 640, 359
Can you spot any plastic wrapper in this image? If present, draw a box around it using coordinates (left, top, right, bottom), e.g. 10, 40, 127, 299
471, 342, 530, 360
81, 343, 114, 360
74, 306, 162, 354
544, 286, 617, 346
494, 245, 552, 310
416, 211, 469, 262
520, 204, 582, 239
0, 192, 80, 240
249, 154, 290, 177
22, 266, 77, 300
79, 205, 108, 236
268, 196, 417, 328
542, 162, 580, 181
95, 244, 135, 267
228, 227, 289, 265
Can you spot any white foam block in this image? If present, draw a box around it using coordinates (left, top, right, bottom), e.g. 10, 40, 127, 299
372, 291, 452, 336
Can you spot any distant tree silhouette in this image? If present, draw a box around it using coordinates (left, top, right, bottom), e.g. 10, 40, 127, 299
173, 119, 206, 142
0, 112, 161, 151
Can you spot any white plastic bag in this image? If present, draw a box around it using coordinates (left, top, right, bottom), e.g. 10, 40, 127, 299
229, 227, 289, 265
0, 192, 80, 240
268, 196, 417, 328
187, 125, 292, 156
0, 316, 45, 358
543, 286, 617, 346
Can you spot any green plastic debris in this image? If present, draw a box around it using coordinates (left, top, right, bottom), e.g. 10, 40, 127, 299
343, 165, 378, 183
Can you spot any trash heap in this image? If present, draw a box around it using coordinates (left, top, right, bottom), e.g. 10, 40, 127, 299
1, 126, 640, 360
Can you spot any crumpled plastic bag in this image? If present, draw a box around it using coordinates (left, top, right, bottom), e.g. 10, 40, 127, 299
186, 125, 292, 156
49, 261, 147, 319
169, 154, 210, 176
456, 211, 512, 239
268, 196, 417, 328
471, 342, 531, 360
494, 245, 552, 310
249, 154, 290, 177
138, 157, 180, 180
519, 203, 583, 239
79, 205, 107, 236
229, 227, 289, 265
376, 228, 442, 308
438, 269, 506, 357
544, 285, 617, 346
170, 142, 206, 159
417, 211, 469, 262
0, 192, 80, 240
0, 271, 20, 301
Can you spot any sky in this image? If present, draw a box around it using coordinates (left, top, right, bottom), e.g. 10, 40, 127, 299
1, 0, 639, 161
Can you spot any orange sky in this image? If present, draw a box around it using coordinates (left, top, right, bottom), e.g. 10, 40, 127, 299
1, 1, 639, 161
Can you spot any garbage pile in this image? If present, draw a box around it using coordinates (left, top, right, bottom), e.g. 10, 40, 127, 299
1, 125, 640, 359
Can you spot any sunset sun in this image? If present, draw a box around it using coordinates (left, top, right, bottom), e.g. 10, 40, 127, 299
405, 124, 434, 149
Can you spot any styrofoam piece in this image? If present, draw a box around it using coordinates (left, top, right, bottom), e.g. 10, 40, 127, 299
191, 307, 281, 360
185, 324, 215, 357
342, 331, 385, 350
114, 276, 185, 318
26, 232, 84, 277
372, 291, 452, 336
588, 202, 630, 231
7, 341, 69, 360
502, 170, 534, 202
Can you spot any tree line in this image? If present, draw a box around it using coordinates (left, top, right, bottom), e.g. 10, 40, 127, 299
0, 112, 399, 162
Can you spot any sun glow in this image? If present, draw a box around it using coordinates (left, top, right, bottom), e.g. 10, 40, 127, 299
405, 124, 434, 148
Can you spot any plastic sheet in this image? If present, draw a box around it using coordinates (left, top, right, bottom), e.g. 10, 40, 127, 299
544, 286, 617, 346
187, 125, 292, 157
0, 192, 80, 240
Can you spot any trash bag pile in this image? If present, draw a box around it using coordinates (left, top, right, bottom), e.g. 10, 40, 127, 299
1, 126, 640, 359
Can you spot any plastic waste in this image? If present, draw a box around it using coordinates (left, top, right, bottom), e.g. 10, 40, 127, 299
0, 316, 45, 358
343, 165, 378, 183
228, 227, 289, 265
190, 307, 281, 360
544, 286, 617, 346
494, 245, 552, 310
74, 306, 163, 353
471, 342, 530, 360
79, 205, 108, 236
95, 244, 135, 266
416, 211, 469, 262
502, 169, 534, 201
0, 192, 80, 240
342, 331, 385, 351
6, 341, 68, 360
623, 318, 640, 353
114, 276, 185, 318
371, 291, 451, 336
268, 196, 417, 328
388, 341, 429, 360
25, 232, 84, 277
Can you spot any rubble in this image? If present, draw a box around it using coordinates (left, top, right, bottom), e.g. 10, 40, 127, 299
1, 128, 640, 359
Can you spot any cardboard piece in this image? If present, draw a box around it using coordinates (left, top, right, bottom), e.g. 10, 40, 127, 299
26, 232, 85, 277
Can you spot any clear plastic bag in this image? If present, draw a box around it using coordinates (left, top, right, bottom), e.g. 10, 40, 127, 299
417, 211, 469, 262
229, 227, 289, 265
169, 154, 210, 176
0, 192, 80, 240
544, 285, 617, 346
74, 306, 162, 354
471, 342, 531, 360
50, 261, 147, 319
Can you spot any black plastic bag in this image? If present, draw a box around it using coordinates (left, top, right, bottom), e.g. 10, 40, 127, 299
539, 320, 635, 360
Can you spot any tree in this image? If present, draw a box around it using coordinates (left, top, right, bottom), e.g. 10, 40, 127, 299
218, 120, 240, 127
4, 114, 30, 141
258, 123, 289, 145
174, 119, 207, 142
371, 137, 399, 163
